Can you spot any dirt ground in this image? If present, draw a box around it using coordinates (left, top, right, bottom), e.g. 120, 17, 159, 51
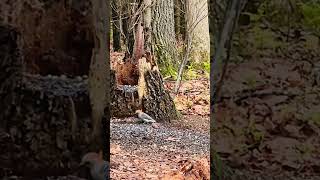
110, 78, 211, 179
212, 45, 320, 179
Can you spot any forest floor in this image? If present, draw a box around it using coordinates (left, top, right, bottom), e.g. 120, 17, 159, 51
110, 44, 320, 180
110, 78, 211, 179
212, 45, 320, 180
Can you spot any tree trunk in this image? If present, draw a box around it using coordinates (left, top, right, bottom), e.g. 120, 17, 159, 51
174, 0, 181, 36
137, 58, 178, 122
143, 0, 152, 52
112, 0, 177, 122
188, 0, 210, 62
152, 0, 178, 68
132, 20, 145, 62
0, 0, 110, 178
180, 1, 187, 41
122, 3, 135, 59
111, 57, 178, 122
112, 0, 122, 52
89, 0, 110, 156
0, 24, 94, 178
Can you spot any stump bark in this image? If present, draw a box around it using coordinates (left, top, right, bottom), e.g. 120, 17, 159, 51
137, 57, 177, 122
0, 24, 92, 178
0, 0, 177, 177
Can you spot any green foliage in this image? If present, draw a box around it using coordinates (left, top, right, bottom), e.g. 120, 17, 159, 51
297, 143, 314, 156
203, 60, 210, 73
244, 75, 257, 89
154, 44, 178, 78
301, 2, 320, 36
308, 112, 320, 126
184, 50, 210, 79
161, 64, 178, 79
252, 27, 283, 50
211, 151, 234, 180
233, 0, 320, 58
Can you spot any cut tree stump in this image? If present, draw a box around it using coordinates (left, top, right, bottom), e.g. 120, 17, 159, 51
0, 0, 177, 177
0, 24, 92, 178
112, 55, 178, 122
138, 57, 177, 122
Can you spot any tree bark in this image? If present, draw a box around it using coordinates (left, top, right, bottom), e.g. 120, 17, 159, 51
112, 0, 122, 52
0, 24, 94, 178
143, 0, 152, 52
188, 0, 210, 60
152, 0, 178, 68
137, 58, 178, 122
89, 0, 110, 157
174, 0, 181, 36
122, 2, 135, 59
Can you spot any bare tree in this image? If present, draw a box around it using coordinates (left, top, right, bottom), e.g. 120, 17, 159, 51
209, 0, 247, 105
174, 0, 208, 94
208, 0, 247, 178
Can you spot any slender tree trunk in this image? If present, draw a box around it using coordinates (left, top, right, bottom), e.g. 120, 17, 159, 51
174, 0, 181, 36
132, 19, 144, 62
180, 1, 186, 41
209, 0, 246, 179
112, 0, 121, 51
174, 0, 192, 93
122, 3, 135, 59
143, 0, 152, 52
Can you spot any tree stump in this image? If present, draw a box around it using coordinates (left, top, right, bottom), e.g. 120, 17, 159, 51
112, 56, 177, 122
0, 0, 177, 177
0, 24, 93, 178
138, 58, 178, 122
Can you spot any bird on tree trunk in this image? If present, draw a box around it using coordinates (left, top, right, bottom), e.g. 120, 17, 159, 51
80, 152, 110, 180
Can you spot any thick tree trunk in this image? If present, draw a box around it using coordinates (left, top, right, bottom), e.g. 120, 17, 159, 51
188, 0, 210, 62
0, 1, 176, 178
90, 0, 111, 161
0, 25, 23, 129
89, 0, 109, 153
0, 0, 110, 178
0, 24, 93, 178
152, 0, 178, 68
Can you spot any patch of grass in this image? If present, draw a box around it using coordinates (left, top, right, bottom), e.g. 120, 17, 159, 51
308, 112, 320, 126
297, 143, 314, 156
154, 44, 179, 78
176, 110, 183, 120
244, 75, 257, 89
252, 27, 284, 51
304, 34, 319, 50
184, 50, 210, 80
301, 2, 320, 38
211, 151, 234, 180
251, 130, 264, 143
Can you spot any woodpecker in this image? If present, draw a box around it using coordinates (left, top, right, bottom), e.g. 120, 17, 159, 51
135, 110, 156, 123
80, 152, 110, 180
